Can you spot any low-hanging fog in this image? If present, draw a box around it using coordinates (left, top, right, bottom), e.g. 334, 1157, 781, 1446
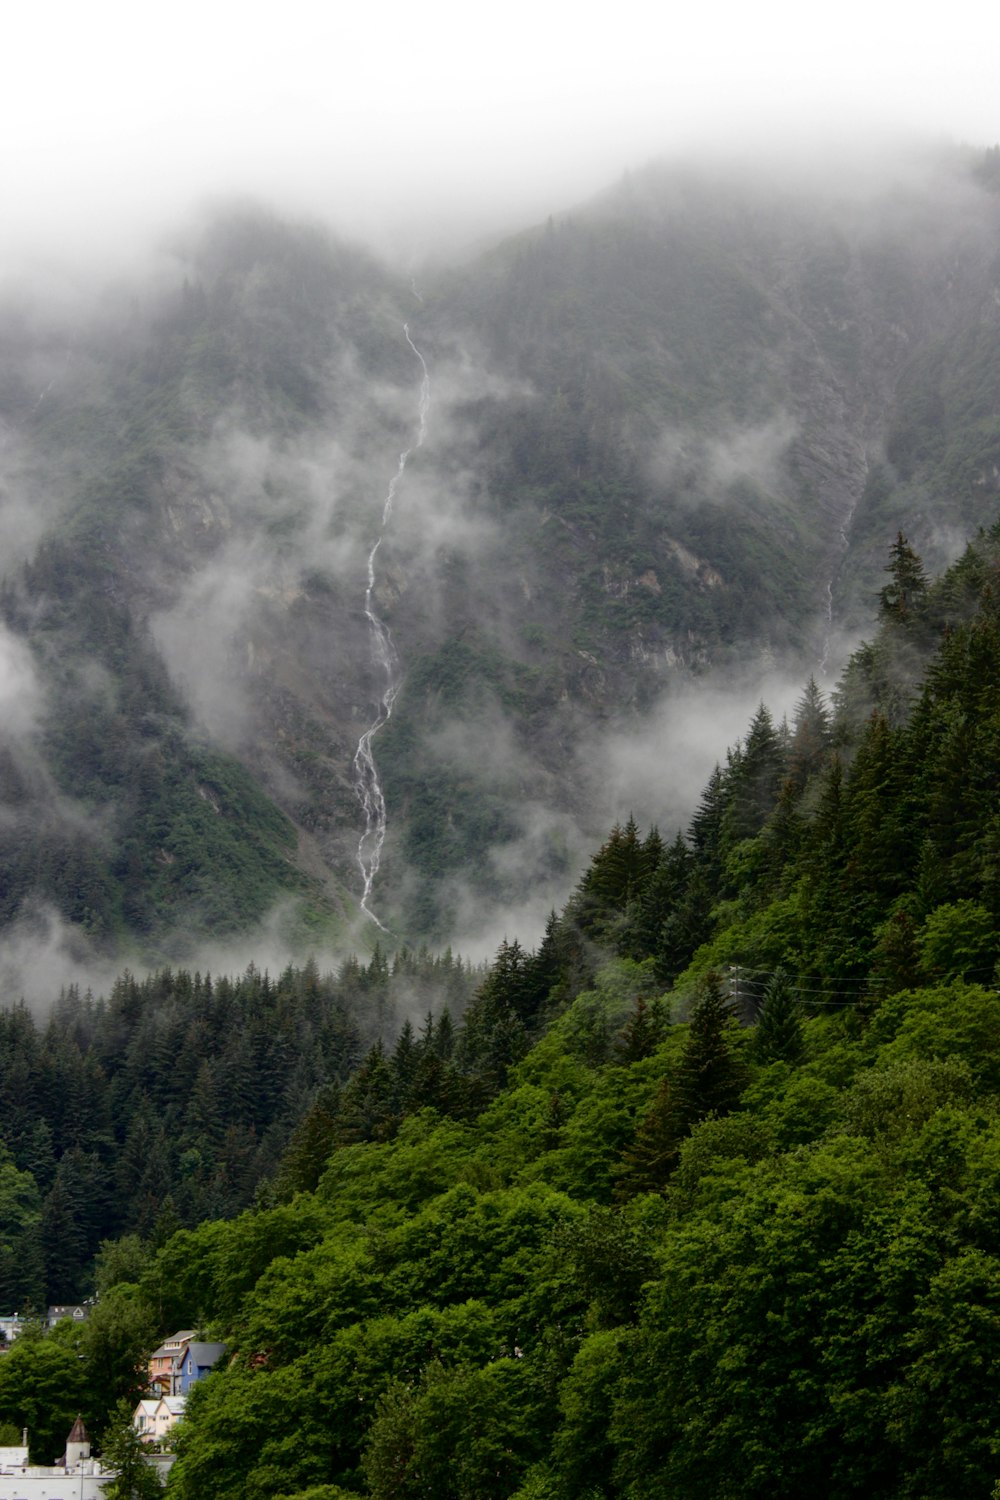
0, 0, 997, 1008
2, 0, 996, 272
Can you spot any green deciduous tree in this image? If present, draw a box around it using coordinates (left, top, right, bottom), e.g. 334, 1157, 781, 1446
362, 1359, 543, 1500
0, 1145, 45, 1313
917, 900, 997, 982
100, 1401, 164, 1498
0, 1331, 88, 1463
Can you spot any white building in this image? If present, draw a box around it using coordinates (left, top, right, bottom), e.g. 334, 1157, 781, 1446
0, 1418, 111, 1500
133, 1395, 185, 1444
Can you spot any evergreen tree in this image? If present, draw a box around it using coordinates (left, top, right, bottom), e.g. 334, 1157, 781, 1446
619, 973, 745, 1197
269, 1086, 344, 1200
879, 531, 929, 623
533, 909, 594, 1008
337, 1044, 397, 1144
40, 1174, 89, 1303
473, 939, 536, 1025
632, 832, 692, 962
752, 967, 804, 1065
573, 816, 646, 939
846, 710, 910, 913
689, 765, 728, 887
616, 1077, 685, 1197
723, 703, 786, 847
869, 906, 923, 995
674, 971, 747, 1129
391, 1021, 419, 1111
799, 754, 867, 982
788, 677, 832, 791
433, 1009, 455, 1060
657, 866, 714, 983
757, 778, 805, 894
616, 996, 666, 1063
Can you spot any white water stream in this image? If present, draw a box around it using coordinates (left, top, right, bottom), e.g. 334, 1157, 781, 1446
352, 324, 430, 927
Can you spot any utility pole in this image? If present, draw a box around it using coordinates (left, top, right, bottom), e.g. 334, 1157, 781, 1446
726, 963, 757, 1025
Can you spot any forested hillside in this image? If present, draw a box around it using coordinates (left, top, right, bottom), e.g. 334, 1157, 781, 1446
0, 946, 477, 1313
3, 146, 1000, 955
8, 525, 1000, 1493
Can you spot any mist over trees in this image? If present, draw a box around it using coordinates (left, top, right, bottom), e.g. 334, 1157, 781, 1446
2, 143, 1000, 966
5, 519, 1000, 1491
5, 144, 1000, 1495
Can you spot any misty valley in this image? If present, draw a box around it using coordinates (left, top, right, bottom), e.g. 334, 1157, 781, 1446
4, 142, 1000, 1496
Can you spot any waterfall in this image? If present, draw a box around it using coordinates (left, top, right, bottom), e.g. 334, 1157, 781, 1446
352, 323, 430, 927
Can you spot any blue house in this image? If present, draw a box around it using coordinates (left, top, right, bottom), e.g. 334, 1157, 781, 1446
174, 1341, 227, 1394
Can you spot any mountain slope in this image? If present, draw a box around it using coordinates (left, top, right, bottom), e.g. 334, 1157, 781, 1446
21, 524, 1000, 1496
2, 147, 1000, 959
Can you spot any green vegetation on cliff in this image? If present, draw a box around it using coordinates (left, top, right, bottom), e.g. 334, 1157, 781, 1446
8, 525, 1000, 1492
6, 149, 1000, 954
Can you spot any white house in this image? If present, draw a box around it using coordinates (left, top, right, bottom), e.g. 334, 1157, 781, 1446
133, 1399, 160, 1439
133, 1395, 186, 1444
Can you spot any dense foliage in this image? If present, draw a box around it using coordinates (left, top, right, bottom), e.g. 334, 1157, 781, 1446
0, 948, 477, 1311
8, 526, 1000, 1489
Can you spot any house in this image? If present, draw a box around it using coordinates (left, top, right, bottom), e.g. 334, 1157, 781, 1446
174, 1341, 227, 1394
155, 1396, 186, 1438
133, 1398, 160, 1440
47, 1304, 89, 1330
1, 1308, 88, 1347
0, 1417, 111, 1499
148, 1329, 195, 1394
133, 1395, 186, 1444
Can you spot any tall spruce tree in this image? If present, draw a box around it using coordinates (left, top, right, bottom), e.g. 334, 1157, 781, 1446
788, 678, 832, 791
723, 704, 787, 847
618, 972, 746, 1198
617, 996, 666, 1063
752, 967, 804, 1065
879, 531, 929, 623
617, 1077, 685, 1197
674, 971, 747, 1129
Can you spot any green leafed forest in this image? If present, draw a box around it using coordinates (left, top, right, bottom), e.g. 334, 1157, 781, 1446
9, 524, 1000, 1494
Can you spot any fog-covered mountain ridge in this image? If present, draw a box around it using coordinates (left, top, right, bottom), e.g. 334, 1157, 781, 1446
2, 144, 999, 966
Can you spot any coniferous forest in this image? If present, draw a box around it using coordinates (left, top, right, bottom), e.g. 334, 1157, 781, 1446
8, 523, 1000, 1493
6, 144, 1000, 1496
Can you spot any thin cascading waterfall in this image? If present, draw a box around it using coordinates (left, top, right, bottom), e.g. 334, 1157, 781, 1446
353, 323, 430, 927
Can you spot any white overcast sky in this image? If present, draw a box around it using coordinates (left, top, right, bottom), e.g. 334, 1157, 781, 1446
2, 0, 998, 269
